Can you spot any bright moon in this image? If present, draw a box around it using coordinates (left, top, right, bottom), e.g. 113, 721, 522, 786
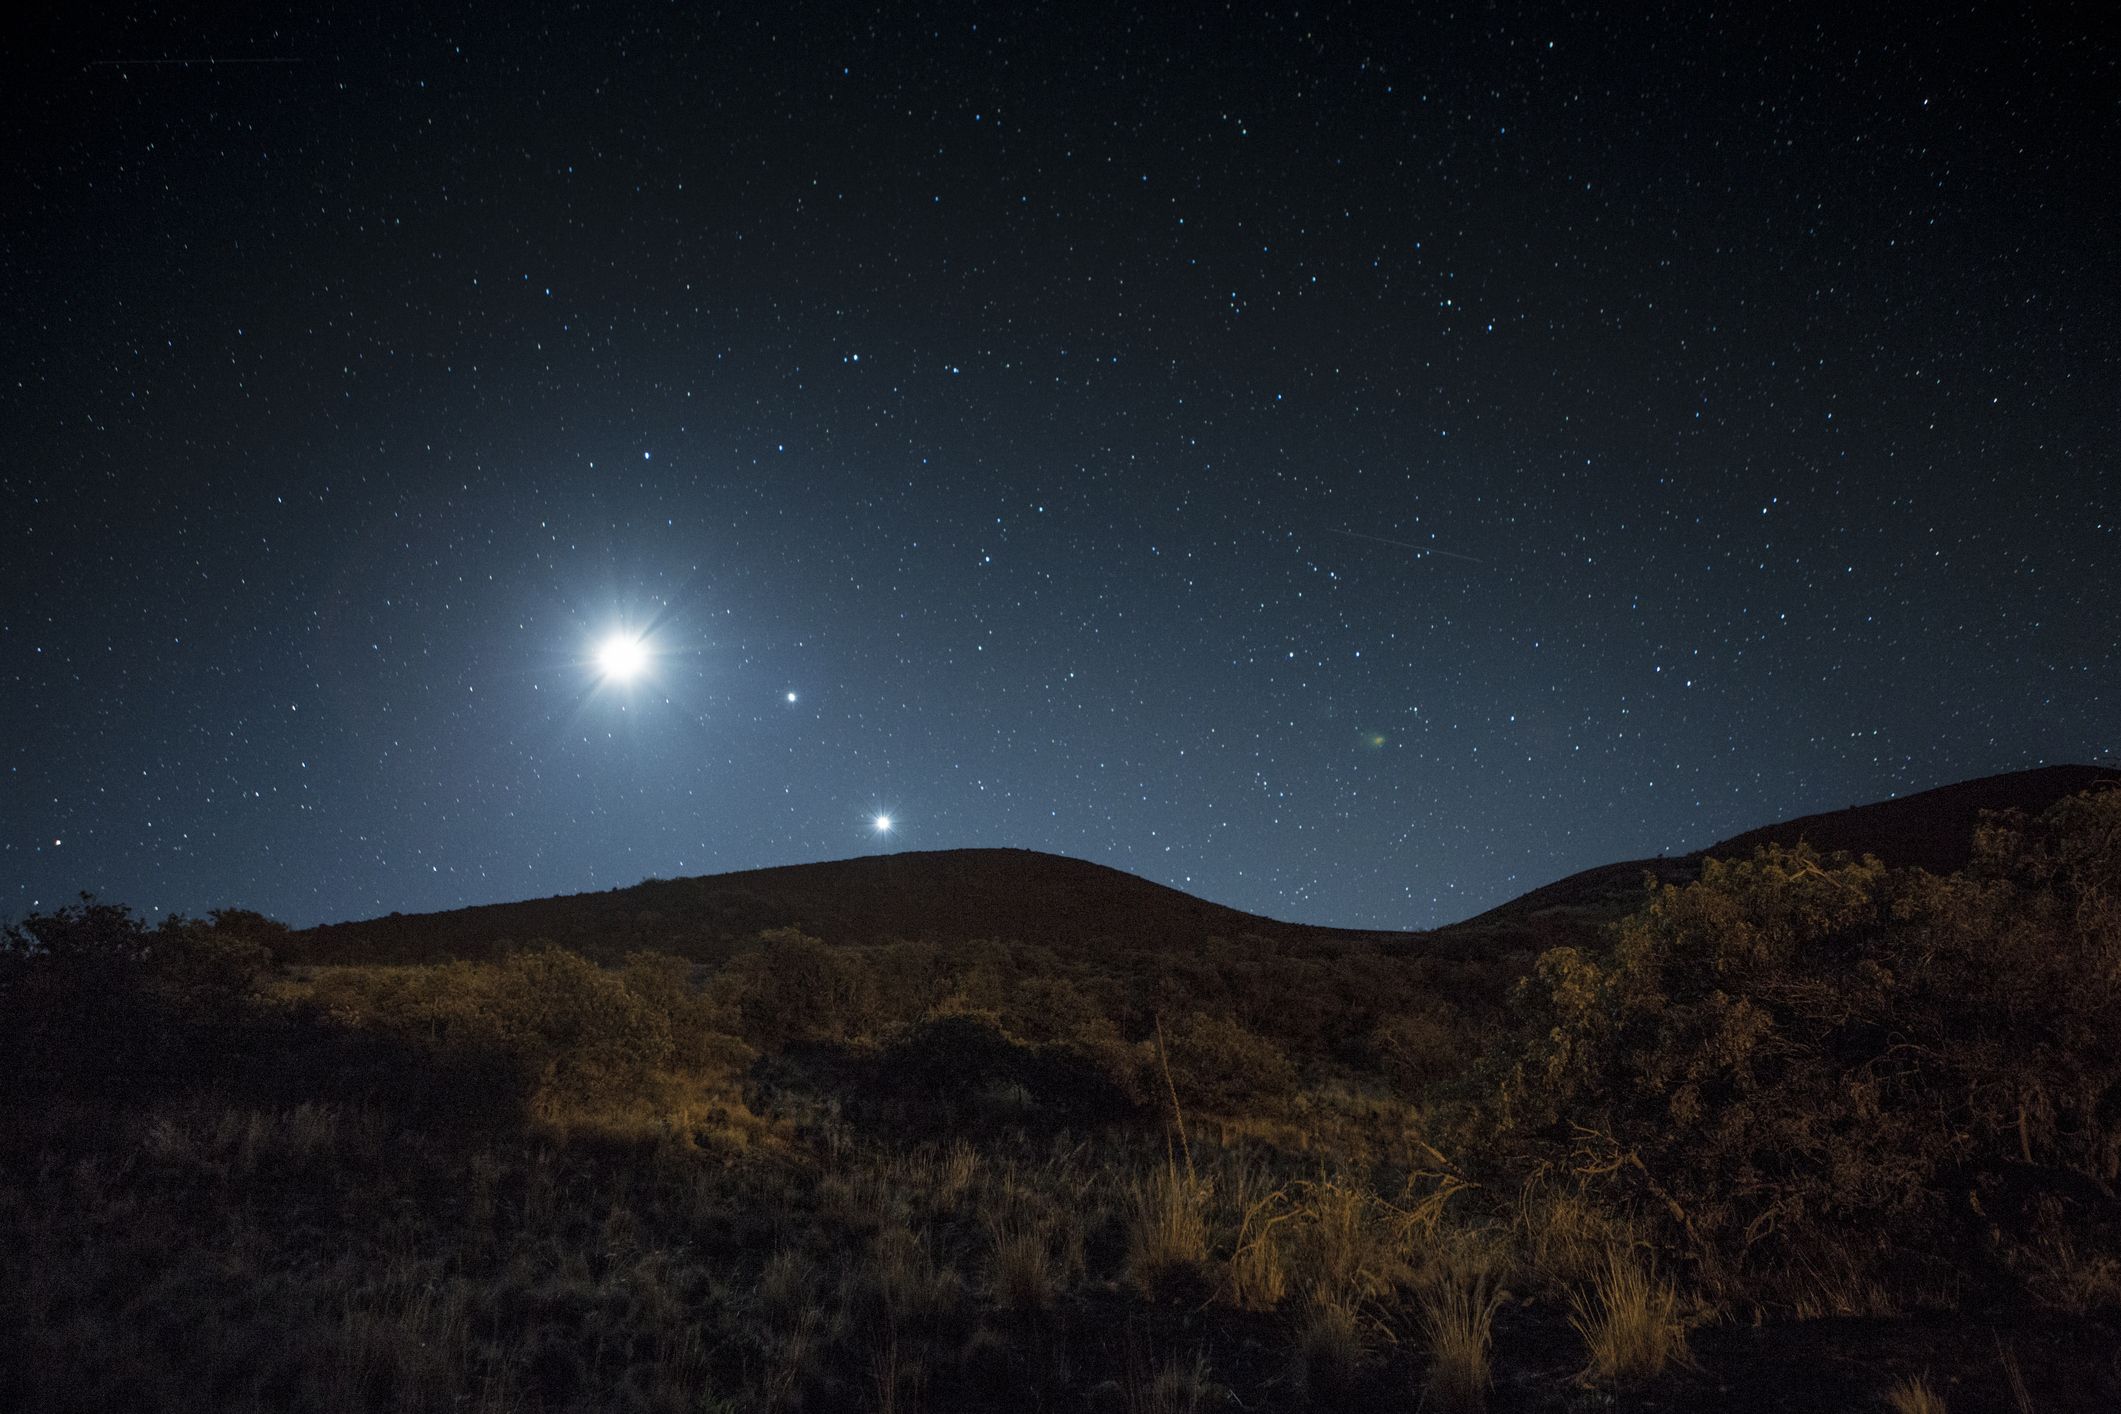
873, 814, 893, 834
597, 634, 648, 681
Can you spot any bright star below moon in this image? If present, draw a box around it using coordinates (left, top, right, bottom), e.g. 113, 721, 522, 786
873, 814, 893, 834
596, 634, 648, 681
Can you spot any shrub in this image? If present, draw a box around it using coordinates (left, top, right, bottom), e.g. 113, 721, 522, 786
146, 919, 274, 1025
873, 1012, 1142, 1128
1161, 1011, 1298, 1115
1370, 1005, 1464, 1094
619, 950, 745, 1075
1496, 789, 2121, 1304
486, 947, 675, 1112
0, 898, 288, 1092
304, 947, 675, 1116
713, 927, 874, 1047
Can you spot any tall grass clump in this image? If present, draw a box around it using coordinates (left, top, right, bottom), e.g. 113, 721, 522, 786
1883, 1374, 1948, 1414
1292, 1290, 1368, 1404
1216, 1169, 1293, 1312
1513, 1171, 1627, 1295
1569, 1244, 1688, 1386
1418, 1267, 1503, 1412
1123, 1340, 1218, 1414
1126, 1156, 1209, 1299
1291, 1174, 1410, 1303
986, 1211, 1056, 1314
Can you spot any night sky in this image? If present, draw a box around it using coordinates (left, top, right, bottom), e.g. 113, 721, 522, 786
4, 4, 2114, 932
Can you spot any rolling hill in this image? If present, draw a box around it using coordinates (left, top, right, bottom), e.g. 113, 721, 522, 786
294, 763, 2111, 964
294, 846, 1375, 965
1459, 761, 2110, 929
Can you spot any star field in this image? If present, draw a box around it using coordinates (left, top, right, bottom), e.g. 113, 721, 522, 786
3, 4, 2114, 929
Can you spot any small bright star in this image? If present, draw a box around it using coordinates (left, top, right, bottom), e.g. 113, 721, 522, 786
597, 634, 648, 681
786, 691, 798, 703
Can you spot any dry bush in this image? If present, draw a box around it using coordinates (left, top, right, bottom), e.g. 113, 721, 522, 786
868, 1223, 941, 1318
1369, 1005, 1466, 1094
1127, 1157, 1210, 1299
645, 1322, 719, 1412
1161, 1010, 1299, 1114
1418, 1266, 1503, 1413
714, 926, 877, 1047
1569, 1245, 1688, 1386
1883, 1374, 1949, 1414
1499, 793, 2121, 1308
301, 947, 678, 1119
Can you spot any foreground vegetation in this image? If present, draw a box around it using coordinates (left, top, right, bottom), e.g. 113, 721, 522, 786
4, 789, 2117, 1410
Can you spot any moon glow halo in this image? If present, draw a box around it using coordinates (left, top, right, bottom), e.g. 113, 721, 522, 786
596, 634, 648, 682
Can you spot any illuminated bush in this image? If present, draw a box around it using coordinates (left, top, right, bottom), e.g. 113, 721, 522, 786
713, 927, 875, 1046
1162, 1011, 1298, 1115
306, 946, 676, 1116
1497, 789, 2121, 1304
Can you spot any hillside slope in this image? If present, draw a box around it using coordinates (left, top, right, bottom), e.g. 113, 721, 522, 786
296, 764, 2111, 964
1456, 762, 2109, 931
295, 847, 1375, 964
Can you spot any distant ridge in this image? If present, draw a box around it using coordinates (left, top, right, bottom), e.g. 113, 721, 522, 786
295, 847, 1368, 965
1459, 763, 2111, 928
295, 765, 2111, 964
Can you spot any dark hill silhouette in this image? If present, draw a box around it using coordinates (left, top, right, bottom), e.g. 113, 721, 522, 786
295, 847, 1375, 965
1458, 762, 2110, 929
295, 765, 2110, 964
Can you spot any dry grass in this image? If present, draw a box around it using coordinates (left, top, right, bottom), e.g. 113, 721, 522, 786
1220, 1192, 1293, 1311
1293, 1290, 1368, 1403
1513, 1171, 1626, 1294
1995, 1335, 2035, 1414
1883, 1374, 1949, 1414
1126, 1157, 1211, 1298
1418, 1267, 1503, 1413
2015, 1237, 2121, 1313
757, 1247, 813, 1328
12, 884, 2119, 1414
323, 1276, 475, 1414
1290, 1173, 1414, 1304
1124, 1341, 1219, 1414
1569, 1244, 1689, 1386
986, 1211, 1056, 1313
